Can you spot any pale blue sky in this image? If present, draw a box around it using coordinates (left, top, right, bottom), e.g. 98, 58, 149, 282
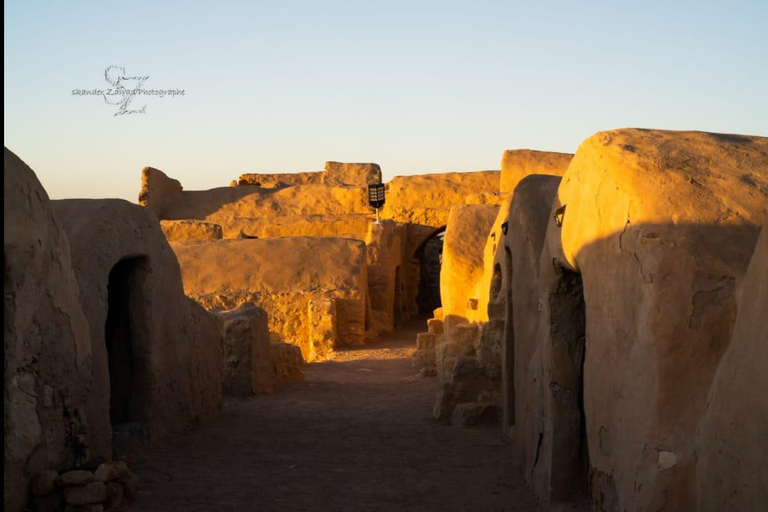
5, 0, 768, 201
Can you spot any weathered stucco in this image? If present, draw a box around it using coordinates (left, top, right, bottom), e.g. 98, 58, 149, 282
432, 204, 499, 420
4, 148, 93, 512
238, 161, 382, 188
541, 129, 768, 510
160, 220, 223, 241
381, 171, 500, 228
500, 149, 572, 194
171, 237, 368, 361
696, 216, 768, 512
52, 199, 223, 461
216, 302, 303, 396
365, 220, 407, 334
502, 175, 562, 479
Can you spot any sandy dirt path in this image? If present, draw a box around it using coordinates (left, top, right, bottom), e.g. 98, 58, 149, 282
127, 319, 539, 511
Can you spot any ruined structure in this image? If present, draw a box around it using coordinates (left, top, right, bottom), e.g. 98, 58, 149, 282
8, 125, 767, 512
429, 151, 571, 426
139, 163, 502, 359
432, 204, 499, 421
216, 303, 303, 396
237, 161, 383, 188
172, 237, 369, 361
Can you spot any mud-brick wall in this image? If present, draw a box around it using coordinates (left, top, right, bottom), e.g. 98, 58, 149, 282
171, 237, 368, 361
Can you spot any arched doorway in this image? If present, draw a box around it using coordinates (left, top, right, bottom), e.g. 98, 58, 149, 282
414, 228, 445, 316
105, 256, 151, 453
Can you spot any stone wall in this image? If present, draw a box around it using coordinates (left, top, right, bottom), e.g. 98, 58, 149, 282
381, 171, 500, 229
160, 219, 223, 241
216, 303, 304, 396
138, 167, 182, 218
28, 461, 138, 512
365, 220, 407, 334
140, 166, 503, 320
171, 237, 369, 361
238, 161, 382, 188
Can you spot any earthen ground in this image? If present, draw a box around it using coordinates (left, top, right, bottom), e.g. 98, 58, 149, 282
126, 319, 539, 511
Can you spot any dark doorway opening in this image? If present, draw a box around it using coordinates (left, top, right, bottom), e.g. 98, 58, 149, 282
105, 256, 150, 453
393, 266, 405, 327
415, 229, 445, 316
501, 247, 515, 433
548, 265, 590, 504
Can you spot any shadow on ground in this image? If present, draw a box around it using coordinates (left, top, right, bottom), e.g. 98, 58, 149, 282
127, 319, 538, 512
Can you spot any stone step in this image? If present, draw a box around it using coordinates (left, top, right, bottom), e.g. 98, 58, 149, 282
427, 318, 444, 334
416, 332, 442, 350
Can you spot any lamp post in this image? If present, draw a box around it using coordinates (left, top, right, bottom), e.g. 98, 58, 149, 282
368, 183, 386, 224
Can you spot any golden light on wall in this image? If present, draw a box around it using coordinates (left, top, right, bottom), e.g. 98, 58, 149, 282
553, 204, 566, 228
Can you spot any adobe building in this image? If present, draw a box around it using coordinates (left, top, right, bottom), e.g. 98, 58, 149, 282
494, 130, 768, 510
138, 161, 504, 360
4, 148, 301, 512
50, 198, 224, 460
4, 148, 93, 512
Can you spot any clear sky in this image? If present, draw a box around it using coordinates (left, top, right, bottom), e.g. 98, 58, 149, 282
5, 0, 768, 201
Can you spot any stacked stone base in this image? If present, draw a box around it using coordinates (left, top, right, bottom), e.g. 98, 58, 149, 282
433, 355, 502, 424
412, 309, 444, 372
432, 317, 503, 426
30, 462, 138, 512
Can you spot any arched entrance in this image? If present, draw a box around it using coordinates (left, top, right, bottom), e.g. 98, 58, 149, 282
105, 256, 151, 453
414, 228, 445, 316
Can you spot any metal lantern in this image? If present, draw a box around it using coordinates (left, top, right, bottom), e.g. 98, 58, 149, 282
368, 183, 386, 223
553, 204, 566, 228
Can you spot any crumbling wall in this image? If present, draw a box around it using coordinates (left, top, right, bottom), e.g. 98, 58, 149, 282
52, 199, 223, 461
433, 204, 499, 421
382, 171, 500, 228
140, 167, 503, 322
160, 220, 223, 241
384, 171, 500, 317
139, 167, 372, 239
4, 148, 93, 512
476, 195, 515, 365
696, 216, 768, 511
138, 167, 182, 218
238, 161, 382, 188
216, 302, 303, 396
365, 220, 406, 334
439, 204, 500, 337
171, 237, 368, 361
539, 129, 768, 510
